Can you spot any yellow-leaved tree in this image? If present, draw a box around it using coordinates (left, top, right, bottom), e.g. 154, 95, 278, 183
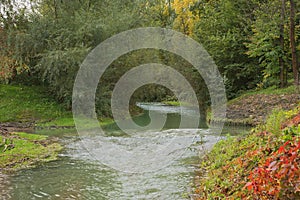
171, 0, 199, 36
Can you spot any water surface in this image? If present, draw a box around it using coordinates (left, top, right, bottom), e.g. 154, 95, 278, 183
2, 103, 240, 199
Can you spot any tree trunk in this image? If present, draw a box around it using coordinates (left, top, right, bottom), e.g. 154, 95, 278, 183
290, 0, 299, 85
53, 0, 58, 19
279, 0, 286, 88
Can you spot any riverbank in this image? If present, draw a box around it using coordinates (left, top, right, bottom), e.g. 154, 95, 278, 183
224, 85, 300, 126
0, 84, 113, 130
0, 127, 62, 172
164, 85, 300, 126
0, 84, 71, 126
0, 84, 113, 172
193, 105, 300, 199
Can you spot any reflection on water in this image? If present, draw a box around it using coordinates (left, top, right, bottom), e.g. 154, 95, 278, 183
103, 103, 208, 133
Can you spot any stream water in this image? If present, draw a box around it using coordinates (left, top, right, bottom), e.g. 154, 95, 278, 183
0, 103, 249, 200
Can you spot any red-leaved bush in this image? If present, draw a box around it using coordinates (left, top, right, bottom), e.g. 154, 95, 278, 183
246, 138, 300, 199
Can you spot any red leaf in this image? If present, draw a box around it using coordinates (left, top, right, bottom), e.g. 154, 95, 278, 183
245, 182, 253, 190
278, 146, 285, 154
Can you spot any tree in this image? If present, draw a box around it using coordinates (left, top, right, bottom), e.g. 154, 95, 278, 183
140, 0, 174, 27
194, 0, 261, 98
279, 0, 287, 88
289, 0, 299, 85
246, 0, 288, 88
0, 0, 30, 82
4, 0, 157, 116
171, 0, 199, 36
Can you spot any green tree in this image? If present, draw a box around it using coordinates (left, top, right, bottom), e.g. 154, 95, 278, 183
4, 0, 146, 113
194, 0, 261, 98
247, 0, 300, 87
289, 0, 299, 85
246, 0, 286, 87
0, 0, 30, 82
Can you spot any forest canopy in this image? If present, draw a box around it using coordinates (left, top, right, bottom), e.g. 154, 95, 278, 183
0, 0, 299, 118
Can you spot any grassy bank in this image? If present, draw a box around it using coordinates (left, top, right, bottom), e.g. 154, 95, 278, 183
163, 101, 194, 107
193, 106, 300, 199
0, 84, 72, 124
0, 84, 114, 172
0, 131, 62, 172
0, 84, 113, 128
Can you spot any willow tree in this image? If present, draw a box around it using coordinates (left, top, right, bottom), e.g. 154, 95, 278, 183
0, 0, 30, 82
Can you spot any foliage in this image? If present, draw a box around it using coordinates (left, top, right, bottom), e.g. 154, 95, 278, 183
0, 0, 153, 117
262, 105, 299, 135
246, 137, 300, 199
265, 109, 290, 136
0, 2, 29, 83
246, 0, 287, 87
194, 107, 300, 199
193, 0, 263, 99
171, 0, 199, 35
0, 0, 299, 117
140, 0, 174, 27
0, 52, 28, 82
0, 27, 29, 83
0, 28, 29, 82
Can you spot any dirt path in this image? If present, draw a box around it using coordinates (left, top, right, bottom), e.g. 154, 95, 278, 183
0, 122, 34, 133
226, 93, 300, 125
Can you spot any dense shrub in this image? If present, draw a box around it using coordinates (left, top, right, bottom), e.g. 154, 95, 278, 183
194, 107, 300, 199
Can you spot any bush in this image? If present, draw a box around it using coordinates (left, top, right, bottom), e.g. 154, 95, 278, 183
194, 107, 300, 199
246, 137, 300, 199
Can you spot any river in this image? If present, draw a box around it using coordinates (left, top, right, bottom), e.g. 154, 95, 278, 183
0, 103, 249, 200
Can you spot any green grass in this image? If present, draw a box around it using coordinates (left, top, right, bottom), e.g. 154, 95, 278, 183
162, 101, 192, 107
229, 85, 299, 105
248, 85, 298, 95
0, 132, 62, 171
14, 132, 47, 140
163, 101, 181, 106
0, 84, 115, 128
0, 84, 72, 123
36, 117, 75, 127
36, 116, 114, 128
